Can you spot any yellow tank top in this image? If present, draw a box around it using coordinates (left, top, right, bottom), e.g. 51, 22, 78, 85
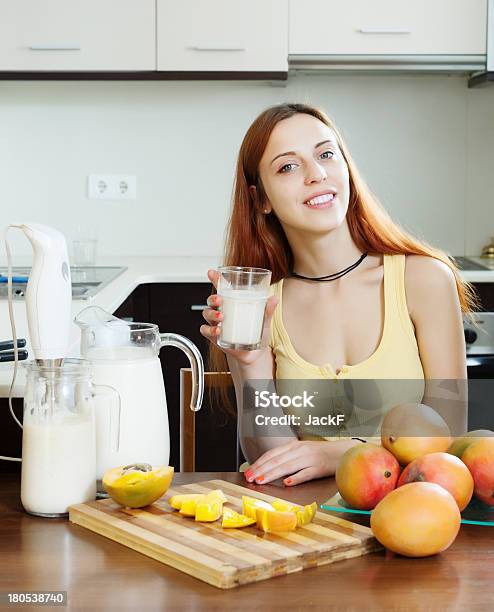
268, 253, 425, 441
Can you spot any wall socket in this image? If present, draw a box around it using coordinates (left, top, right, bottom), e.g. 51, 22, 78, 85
88, 174, 137, 200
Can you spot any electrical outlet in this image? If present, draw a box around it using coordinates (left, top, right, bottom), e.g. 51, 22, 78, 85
114, 175, 137, 199
87, 175, 137, 200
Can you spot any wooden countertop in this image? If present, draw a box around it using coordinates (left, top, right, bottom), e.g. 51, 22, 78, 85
1, 472, 492, 610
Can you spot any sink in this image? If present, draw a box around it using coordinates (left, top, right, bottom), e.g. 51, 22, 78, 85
0, 266, 127, 300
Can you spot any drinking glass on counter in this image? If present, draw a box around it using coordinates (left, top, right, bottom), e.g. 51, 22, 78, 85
217, 266, 271, 350
72, 226, 98, 267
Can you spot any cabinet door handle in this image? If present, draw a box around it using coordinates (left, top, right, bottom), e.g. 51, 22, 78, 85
357, 28, 411, 35
29, 45, 81, 51
188, 45, 246, 52
190, 304, 209, 311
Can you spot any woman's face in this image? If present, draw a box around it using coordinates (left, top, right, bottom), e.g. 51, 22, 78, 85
256, 113, 350, 234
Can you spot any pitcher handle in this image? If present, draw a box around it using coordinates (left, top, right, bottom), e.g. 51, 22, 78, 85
159, 333, 204, 412
92, 383, 121, 452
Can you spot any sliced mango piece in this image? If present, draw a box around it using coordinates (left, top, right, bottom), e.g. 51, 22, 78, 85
306, 501, 317, 521
272, 498, 299, 513
179, 495, 206, 516
294, 502, 316, 526
207, 489, 228, 503
195, 499, 223, 522
256, 507, 297, 533
272, 498, 318, 526
295, 503, 314, 526
169, 489, 226, 510
174, 489, 226, 520
221, 507, 256, 528
242, 495, 274, 520
169, 492, 204, 510
295, 509, 306, 526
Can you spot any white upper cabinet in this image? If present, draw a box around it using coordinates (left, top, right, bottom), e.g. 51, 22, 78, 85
0, 0, 155, 71
157, 0, 288, 72
289, 0, 487, 56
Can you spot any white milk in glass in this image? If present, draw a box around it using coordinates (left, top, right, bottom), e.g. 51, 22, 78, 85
219, 288, 267, 348
21, 417, 96, 516
86, 346, 169, 480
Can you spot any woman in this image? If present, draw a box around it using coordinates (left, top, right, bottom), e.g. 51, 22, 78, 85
200, 103, 477, 487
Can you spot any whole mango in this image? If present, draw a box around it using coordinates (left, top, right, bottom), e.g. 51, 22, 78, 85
336, 442, 400, 510
448, 430, 494, 458
371, 482, 461, 557
461, 438, 494, 506
397, 452, 473, 511
381, 403, 451, 465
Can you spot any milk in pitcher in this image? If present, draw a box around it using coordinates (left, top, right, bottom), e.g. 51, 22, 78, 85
87, 346, 170, 480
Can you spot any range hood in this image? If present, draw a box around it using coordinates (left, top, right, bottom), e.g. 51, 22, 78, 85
469, 0, 494, 87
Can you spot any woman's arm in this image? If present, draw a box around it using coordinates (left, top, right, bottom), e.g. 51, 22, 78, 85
405, 255, 468, 436
200, 270, 294, 460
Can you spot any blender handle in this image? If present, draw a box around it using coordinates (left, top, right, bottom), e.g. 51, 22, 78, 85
92, 383, 121, 452
159, 333, 204, 412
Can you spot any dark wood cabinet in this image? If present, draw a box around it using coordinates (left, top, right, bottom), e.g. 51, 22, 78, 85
472, 282, 494, 311
0, 399, 22, 473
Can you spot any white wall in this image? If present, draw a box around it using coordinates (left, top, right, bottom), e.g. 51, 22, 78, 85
1, 73, 493, 261
466, 82, 494, 254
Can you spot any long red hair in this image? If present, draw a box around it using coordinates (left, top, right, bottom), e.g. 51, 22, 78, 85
208, 103, 479, 396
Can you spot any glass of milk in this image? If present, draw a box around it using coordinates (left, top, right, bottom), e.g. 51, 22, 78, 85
217, 266, 271, 350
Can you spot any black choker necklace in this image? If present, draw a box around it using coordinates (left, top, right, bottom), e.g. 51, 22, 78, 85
290, 252, 368, 282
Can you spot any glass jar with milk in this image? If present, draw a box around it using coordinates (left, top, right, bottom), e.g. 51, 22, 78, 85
217, 267, 271, 350
21, 359, 120, 517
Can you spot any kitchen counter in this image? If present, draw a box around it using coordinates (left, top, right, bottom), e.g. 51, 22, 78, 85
1, 254, 493, 397
0, 472, 492, 611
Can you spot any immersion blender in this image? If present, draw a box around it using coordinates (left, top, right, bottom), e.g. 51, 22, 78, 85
15, 222, 72, 365
1, 222, 72, 459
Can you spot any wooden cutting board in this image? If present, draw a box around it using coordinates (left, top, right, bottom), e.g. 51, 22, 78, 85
69, 479, 381, 589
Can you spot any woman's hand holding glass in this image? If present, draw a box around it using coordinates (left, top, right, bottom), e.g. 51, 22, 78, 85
200, 269, 278, 367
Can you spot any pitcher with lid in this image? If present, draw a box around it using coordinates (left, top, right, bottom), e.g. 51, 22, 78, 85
21, 358, 120, 517
75, 306, 204, 489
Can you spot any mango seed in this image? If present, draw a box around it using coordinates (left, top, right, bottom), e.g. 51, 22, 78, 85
123, 463, 152, 473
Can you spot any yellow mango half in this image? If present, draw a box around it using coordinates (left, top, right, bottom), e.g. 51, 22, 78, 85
102, 464, 174, 509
